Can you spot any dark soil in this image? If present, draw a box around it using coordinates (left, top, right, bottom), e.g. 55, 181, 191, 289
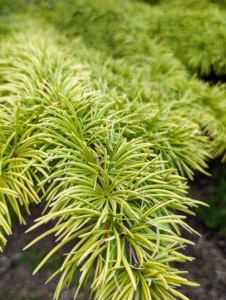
172, 214, 226, 300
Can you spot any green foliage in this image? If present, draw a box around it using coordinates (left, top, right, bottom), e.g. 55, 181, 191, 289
148, 6, 226, 77
32, 0, 214, 173
0, 0, 225, 299
0, 104, 48, 250
30, 0, 226, 162
0, 18, 207, 299
1, 1, 225, 166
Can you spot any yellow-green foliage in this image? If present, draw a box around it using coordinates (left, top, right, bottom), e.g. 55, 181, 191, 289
148, 5, 226, 77
0, 0, 226, 299
0, 21, 205, 299
35, 0, 226, 160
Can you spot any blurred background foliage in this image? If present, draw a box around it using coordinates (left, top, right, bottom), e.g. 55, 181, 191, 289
0, 0, 226, 265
